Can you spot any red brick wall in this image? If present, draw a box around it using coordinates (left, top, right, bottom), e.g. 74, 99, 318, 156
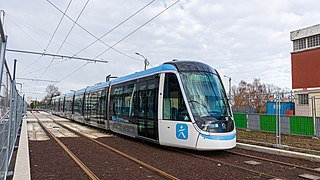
291, 48, 320, 89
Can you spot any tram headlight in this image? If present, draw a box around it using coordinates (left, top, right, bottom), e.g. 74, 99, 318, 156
200, 119, 234, 133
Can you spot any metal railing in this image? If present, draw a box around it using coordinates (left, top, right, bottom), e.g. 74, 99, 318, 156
0, 11, 27, 180
231, 91, 320, 154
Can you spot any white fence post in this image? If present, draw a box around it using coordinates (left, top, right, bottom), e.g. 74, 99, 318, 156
312, 96, 317, 138
275, 92, 281, 146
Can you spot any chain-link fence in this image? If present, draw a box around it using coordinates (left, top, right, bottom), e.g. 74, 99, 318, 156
0, 16, 27, 180
232, 92, 320, 154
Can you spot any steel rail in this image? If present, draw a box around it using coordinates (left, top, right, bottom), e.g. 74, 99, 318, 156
43, 113, 179, 180
31, 111, 100, 180
225, 150, 320, 174
170, 148, 277, 179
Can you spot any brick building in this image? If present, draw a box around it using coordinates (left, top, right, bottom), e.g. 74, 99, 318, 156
290, 24, 320, 116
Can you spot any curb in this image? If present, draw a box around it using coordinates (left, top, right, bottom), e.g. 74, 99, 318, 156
236, 142, 320, 162
13, 118, 31, 180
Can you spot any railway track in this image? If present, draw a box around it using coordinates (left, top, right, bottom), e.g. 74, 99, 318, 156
31, 111, 178, 180
31, 111, 99, 180
34, 111, 320, 179
225, 150, 320, 174
40, 111, 277, 179
170, 146, 320, 179
169, 148, 278, 179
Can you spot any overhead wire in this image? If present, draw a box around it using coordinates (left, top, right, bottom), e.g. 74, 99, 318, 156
40, 0, 90, 79
56, 62, 91, 83
73, 0, 156, 59
19, 59, 65, 77
47, 0, 180, 83
7, 13, 96, 56
16, 1, 73, 76
42, 0, 154, 84
33, 0, 72, 93
18, 56, 44, 76
46, 0, 143, 62
6, 16, 44, 49
43, 0, 180, 83
93, 0, 181, 59
44, 0, 73, 52
7, 13, 97, 76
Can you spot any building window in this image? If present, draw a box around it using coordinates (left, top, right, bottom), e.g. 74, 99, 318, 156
298, 94, 308, 105
307, 34, 320, 48
293, 38, 306, 51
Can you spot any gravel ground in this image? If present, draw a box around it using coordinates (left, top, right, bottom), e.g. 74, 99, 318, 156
200, 149, 320, 179
97, 136, 273, 179
30, 133, 320, 180
29, 140, 88, 180
29, 112, 320, 179
60, 137, 164, 180
97, 135, 320, 179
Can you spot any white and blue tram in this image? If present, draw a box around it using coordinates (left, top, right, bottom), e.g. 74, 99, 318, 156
52, 60, 236, 150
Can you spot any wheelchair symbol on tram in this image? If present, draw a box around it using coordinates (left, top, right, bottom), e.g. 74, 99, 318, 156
176, 124, 188, 140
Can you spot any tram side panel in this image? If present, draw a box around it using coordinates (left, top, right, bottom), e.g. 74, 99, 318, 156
108, 76, 160, 141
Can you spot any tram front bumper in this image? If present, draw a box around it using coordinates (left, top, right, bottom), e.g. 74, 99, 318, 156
196, 133, 236, 150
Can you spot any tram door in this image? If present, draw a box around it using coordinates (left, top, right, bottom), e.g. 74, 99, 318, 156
137, 78, 159, 140
158, 73, 198, 148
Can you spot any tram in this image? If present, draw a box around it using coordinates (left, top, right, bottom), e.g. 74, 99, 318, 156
52, 60, 236, 150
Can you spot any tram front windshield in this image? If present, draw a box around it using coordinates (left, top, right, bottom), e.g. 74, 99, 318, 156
180, 72, 233, 133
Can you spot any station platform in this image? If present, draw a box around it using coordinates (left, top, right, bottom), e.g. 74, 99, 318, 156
13, 112, 31, 180
12, 111, 111, 180
12, 111, 320, 179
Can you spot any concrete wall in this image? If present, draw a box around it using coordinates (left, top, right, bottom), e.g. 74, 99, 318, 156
290, 24, 320, 40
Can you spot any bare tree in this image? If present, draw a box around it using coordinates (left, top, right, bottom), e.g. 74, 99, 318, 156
231, 79, 282, 113
43, 85, 61, 104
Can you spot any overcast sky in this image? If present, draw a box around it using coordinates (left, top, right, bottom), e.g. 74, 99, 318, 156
2, 0, 320, 101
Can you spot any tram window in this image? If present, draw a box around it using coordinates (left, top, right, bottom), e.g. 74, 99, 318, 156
110, 86, 124, 117
147, 80, 158, 119
130, 86, 138, 118
59, 98, 64, 111
64, 97, 73, 112
138, 82, 147, 118
87, 93, 93, 117
74, 94, 84, 115
89, 91, 99, 118
98, 90, 106, 119
163, 73, 189, 121
85, 93, 90, 117
123, 84, 135, 117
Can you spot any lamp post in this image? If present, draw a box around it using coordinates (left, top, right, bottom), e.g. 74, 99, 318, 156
135, 52, 149, 70
223, 75, 232, 99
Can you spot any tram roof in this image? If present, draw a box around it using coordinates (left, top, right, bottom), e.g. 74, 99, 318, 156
111, 63, 177, 84
59, 60, 216, 96
86, 81, 110, 92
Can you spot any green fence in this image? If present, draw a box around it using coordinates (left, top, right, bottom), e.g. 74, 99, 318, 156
233, 113, 316, 136
260, 115, 276, 132
233, 114, 247, 128
289, 116, 314, 136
